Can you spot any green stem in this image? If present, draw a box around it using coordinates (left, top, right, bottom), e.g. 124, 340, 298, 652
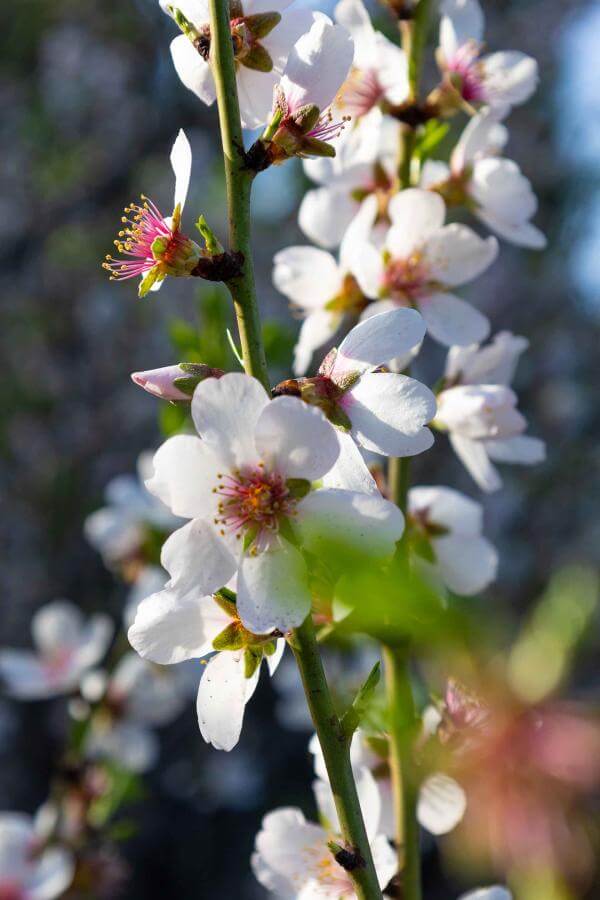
208, 0, 269, 391
291, 616, 383, 900
382, 646, 421, 900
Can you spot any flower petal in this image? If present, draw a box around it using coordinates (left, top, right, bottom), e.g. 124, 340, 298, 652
254, 395, 340, 480
417, 773, 467, 835
169, 35, 216, 106
409, 485, 483, 535
27, 846, 75, 900
197, 651, 259, 751
419, 292, 490, 346
439, 0, 485, 57
386, 189, 446, 256
146, 434, 217, 518
293, 310, 343, 376
237, 541, 311, 633
273, 246, 342, 308
298, 185, 358, 248
484, 434, 545, 464
423, 226, 498, 286
434, 533, 498, 595
334, 308, 426, 376
161, 520, 237, 598
280, 18, 354, 114
321, 431, 379, 495
449, 433, 502, 492
170, 128, 192, 211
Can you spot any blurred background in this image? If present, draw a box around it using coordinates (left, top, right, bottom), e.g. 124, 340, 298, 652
0, 0, 599, 897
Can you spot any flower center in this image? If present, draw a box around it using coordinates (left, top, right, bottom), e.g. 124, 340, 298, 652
383, 251, 430, 301
446, 42, 486, 102
336, 66, 384, 118
213, 466, 297, 550
103, 196, 174, 281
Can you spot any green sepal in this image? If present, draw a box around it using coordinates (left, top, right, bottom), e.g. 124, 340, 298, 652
151, 235, 169, 259
244, 647, 263, 679
286, 478, 311, 500
241, 44, 274, 72
172, 376, 199, 397
263, 640, 277, 656
242, 525, 260, 553
213, 587, 238, 618
195, 215, 224, 254
294, 103, 320, 134
410, 531, 437, 564
212, 622, 245, 651
340, 662, 381, 741
138, 266, 163, 298
327, 405, 352, 431
244, 11, 281, 38
169, 6, 200, 41
300, 136, 336, 158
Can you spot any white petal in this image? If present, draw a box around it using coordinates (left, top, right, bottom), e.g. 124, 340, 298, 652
170, 128, 192, 211
298, 488, 404, 558
293, 310, 343, 376
146, 434, 217, 518
262, 7, 318, 71
255, 396, 340, 480
452, 109, 508, 170
237, 541, 311, 633
252, 808, 330, 896
419, 292, 490, 346
371, 833, 398, 892
375, 33, 409, 105
314, 765, 382, 841
266, 639, 286, 676
476, 210, 547, 249
420, 159, 451, 188
192, 373, 270, 469
245, 0, 295, 13
482, 50, 538, 108
458, 889, 512, 900
417, 773, 466, 835
237, 66, 280, 130
86, 720, 159, 774
449, 433, 502, 492
484, 434, 545, 465
281, 19, 354, 114
345, 372, 436, 457
197, 651, 259, 751
446, 330, 529, 386
334, 0, 375, 68
161, 519, 237, 598
439, 0, 485, 57
128, 590, 231, 664
273, 245, 342, 308
409, 485, 483, 535
32, 601, 83, 655
434, 533, 498, 595
334, 308, 426, 376
298, 185, 358, 248
423, 226, 498, 286
27, 846, 75, 900
321, 431, 379, 494
386, 190, 446, 257
169, 35, 216, 106
0, 651, 54, 700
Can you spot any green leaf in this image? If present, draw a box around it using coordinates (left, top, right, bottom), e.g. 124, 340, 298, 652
340, 662, 381, 740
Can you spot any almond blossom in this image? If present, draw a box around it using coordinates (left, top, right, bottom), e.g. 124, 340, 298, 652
103, 130, 200, 297
275, 308, 437, 457
421, 111, 547, 249
350, 189, 498, 346
0, 813, 74, 900
333, 0, 408, 121
160, 0, 318, 129
252, 765, 397, 897
299, 108, 400, 248
408, 486, 498, 595
145, 372, 404, 633
128, 585, 284, 751
0, 602, 113, 700
131, 363, 224, 402
436, 0, 538, 115
435, 332, 545, 491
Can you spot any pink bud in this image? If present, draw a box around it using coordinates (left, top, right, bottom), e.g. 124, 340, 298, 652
131, 365, 192, 401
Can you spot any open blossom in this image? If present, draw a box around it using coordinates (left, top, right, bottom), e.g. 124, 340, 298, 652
436, 0, 538, 114
408, 486, 498, 595
311, 728, 467, 841
160, 0, 317, 129
273, 215, 370, 375
0, 813, 74, 900
333, 0, 408, 120
128, 585, 284, 751
299, 108, 400, 248
145, 373, 404, 633
267, 17, 354, 161
84, 451, 178, 571
103, 130, 200, 297
422, 111, 546, 249
0, 602, 113, 700
435, 333, 545, 491
276, 308, 437, 457
252, 765, 396, 897
350, 189, 497, 346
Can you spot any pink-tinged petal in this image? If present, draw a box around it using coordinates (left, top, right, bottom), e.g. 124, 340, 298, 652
280, 19, 354, 114
449, 433, 502, 492
197, 651, 259, 751
170, 128, 192, 211
423, 226, 498, 287
297, 488, 404, 558
192, 373, 270, 469
439, 0, 485, 58
254, 396, 340, 480
169, 35, 216, 105
419, 292, 490, 346
146, 434, 219, 518
128, 590, 231, 665
237, 541, 311, 634
386, 189, 446, 256
0, 651, 54, 700
252, 808, 331, 896
334, 308, 426, 376
346, 372, 436, 457
161, 520, 237, 598
434, 533, 498, 595
131, 365, 190, 401
417, 773, 467, 835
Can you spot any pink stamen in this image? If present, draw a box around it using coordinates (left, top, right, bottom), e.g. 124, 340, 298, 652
212, 466, 297, 552
383, 254, 430, 302
446, 42, 487, 103
307, 109, 349, 143
103, 195, 184, 281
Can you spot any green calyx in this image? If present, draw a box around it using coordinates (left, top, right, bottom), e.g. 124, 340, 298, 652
243, 11, 281, 39
241, 43, 273, 72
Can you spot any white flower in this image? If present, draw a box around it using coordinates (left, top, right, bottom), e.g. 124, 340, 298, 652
299, 108, 400, 248
160, 0, 317, 129
124, 565, 168, 628
459, 890, 512, 900
84, 451, 179, 568
128, 585, 284, 751
145, 373, 404, 633
0, 813, 74, 900
421, 111, 547, 249
408, 486, 498, 595
252, 766, 397, 897
351, 189, 498, 346
437, 0, 538, 114
285, 308, 437, 458
0, 601, 113, 700
311, 728, 466, 840
333, 0, 408, 119
436, 333, 545, 491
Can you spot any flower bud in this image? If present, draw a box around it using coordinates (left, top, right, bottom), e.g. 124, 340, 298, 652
131, 363, 224, 401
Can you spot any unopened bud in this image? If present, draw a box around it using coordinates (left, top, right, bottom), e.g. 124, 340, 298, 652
131, 363, 224, 401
